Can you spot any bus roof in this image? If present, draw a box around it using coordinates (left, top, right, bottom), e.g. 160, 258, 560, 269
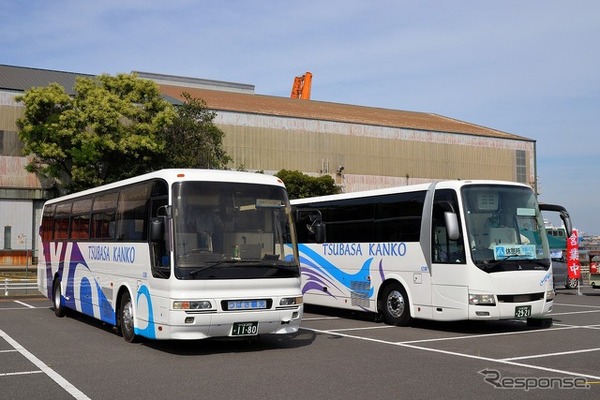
45, 169, 286, 204
290, 179, 532, 205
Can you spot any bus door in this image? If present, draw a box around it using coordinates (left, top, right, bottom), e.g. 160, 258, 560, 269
429, 189, 468, 317
149, 180, 170, 280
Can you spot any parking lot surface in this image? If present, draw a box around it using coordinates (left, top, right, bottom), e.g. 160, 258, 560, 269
1, 288, 599, 399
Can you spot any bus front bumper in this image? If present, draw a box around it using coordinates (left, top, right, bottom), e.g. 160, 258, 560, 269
148, 306, 303, 340
469, 298, 552, 320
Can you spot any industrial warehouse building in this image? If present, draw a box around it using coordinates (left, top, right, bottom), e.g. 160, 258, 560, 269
0, 64, 537, 264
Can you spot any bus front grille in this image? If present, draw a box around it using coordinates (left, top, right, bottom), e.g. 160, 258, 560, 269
497, 293, 544, 303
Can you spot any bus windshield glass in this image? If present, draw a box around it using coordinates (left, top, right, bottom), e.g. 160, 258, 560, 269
172, 181, 299, 280
462, 184, 550, 271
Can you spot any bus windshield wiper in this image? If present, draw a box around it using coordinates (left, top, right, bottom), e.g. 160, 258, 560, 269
189, 259, 297, 276
264, 261, 298, 271
189, 260, 239, 276
483, 255, 519, 270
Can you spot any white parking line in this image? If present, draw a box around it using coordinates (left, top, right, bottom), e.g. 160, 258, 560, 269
398, 325, 579, 345
550, 310, 600, 316
13, 300, 36, 309
553, 303, 600, 309
331, 325, 395, 332
0, 329, 91, 400
503, 347, 600, 361
302, 316, 341, 321
305, 327, 600, 381
318, 325, 588, 344
0, 370, 43, 377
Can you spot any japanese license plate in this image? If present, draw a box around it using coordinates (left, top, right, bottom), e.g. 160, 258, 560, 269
514, 305, 532, 318
231, 322, 259, 336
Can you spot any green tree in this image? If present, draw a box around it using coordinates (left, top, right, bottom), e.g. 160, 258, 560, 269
275, 169, 341, 199
161, 92, 231, 169
16, 73, 175, 194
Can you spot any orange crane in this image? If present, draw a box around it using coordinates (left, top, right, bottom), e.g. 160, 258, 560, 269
290, 72, 312, 99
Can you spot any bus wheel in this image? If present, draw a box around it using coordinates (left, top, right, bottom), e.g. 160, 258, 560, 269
380, 284, 411, 326
53, 279, 66, 317
119, 291, 137, 343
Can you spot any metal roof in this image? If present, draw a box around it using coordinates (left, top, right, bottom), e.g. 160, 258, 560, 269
159, 84, 529, 141
0, 64, 94, 95
134, 71, 255, 94
0, 64, 530, 141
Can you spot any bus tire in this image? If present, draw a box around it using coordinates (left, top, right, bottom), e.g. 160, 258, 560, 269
53, 278, 66, 317
379, 283, 411, 326
119, 291, 137, 343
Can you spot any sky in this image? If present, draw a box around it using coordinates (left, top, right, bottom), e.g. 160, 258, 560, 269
2, 1, 599, 234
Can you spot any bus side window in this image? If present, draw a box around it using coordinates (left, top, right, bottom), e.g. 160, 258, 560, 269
91, 192, 118, 240
54, 202, 72, 240
294, 209, 326, 244
117, 182, 153, 241
41, 204, 56, 241
432, 190, 465, 264
70, 198, 93, 240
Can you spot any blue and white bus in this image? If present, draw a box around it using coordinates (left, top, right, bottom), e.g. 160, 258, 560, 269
292, 180, 555, 326
38, 169, 303, 342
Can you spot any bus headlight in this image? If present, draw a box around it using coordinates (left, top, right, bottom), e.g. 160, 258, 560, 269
469, 294, 496, 306
546, 290, 555, 301
280, 296, 303, 306
173, 300, 212, 310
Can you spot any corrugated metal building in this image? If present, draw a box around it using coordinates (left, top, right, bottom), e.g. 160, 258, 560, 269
0, 64, 537, 263
156, 76, 535, 192
0, 65, 97, 265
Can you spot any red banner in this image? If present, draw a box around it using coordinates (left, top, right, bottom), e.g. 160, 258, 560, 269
566, 230, 581, 279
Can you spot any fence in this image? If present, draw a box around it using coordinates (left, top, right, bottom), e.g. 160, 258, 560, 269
3, 278, 38, 296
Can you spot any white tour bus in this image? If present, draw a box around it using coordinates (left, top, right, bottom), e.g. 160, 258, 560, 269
38, 169, 303, 342
291, 180, 555, 326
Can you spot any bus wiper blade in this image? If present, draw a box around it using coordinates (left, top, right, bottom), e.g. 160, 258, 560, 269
484, 255, 518, 270
244, 257, 297, 269
189, 260, 238, 276
189, 260, 297, 276
263, 261, 297, 271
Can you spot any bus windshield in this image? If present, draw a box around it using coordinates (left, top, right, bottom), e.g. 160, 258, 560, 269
462, 185, 550, 271
172, 181, 299, 280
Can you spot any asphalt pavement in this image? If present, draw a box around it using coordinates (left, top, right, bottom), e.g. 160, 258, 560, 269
1, 286, 599, 399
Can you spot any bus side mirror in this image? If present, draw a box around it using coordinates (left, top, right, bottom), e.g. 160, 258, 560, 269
560, 211, 573, 238
445, 212, 460, 241
150, 218, 164, 242
296, 208, 327, 243
539, 203, 574, 239
313, 222, 326, 244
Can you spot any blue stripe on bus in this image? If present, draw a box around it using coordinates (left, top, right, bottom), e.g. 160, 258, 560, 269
297, 244, 374, 298
134, 285, 156, 339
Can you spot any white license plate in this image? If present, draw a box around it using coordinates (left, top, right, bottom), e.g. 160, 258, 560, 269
231, 322, 259, 336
